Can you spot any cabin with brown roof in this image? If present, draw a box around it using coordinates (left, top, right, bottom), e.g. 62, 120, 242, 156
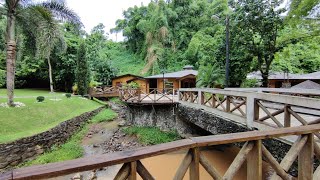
111, 74, 145, 88
145, 65, 198, 92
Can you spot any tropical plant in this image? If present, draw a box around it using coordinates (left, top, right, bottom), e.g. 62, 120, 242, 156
196, 63, 224, 88
76, 42, 89, 96
1, 0, 81, 106
36, 96, 45, 102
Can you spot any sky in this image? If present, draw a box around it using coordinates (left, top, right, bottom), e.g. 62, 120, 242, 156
66, 0, 151, 41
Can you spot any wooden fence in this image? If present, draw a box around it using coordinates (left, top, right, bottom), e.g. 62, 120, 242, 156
178, 88, 320, 131
89, 86, 119, 98
1, 125, 320, 179
119, 88, 176, 104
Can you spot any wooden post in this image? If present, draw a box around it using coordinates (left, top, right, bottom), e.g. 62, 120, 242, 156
226, 96, 231, 112
284, 105, 291, 127
212, 94, 216, 108
246, 95, 256, 128
247, 140, 262, 180
129, 161, 137, 180
189, 148, 200, 180
138, 89, 141, 102
200, 91, 204, 105
298, 134, 314, 180
190, 92, 194, 103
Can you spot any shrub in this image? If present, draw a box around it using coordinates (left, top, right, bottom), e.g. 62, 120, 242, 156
241, 79, 260, 88
36, 96, 45, 102
65, 93, 72, 98
72, 84, 78, 94
0, 70, 5, 88
89, 81, 101, 88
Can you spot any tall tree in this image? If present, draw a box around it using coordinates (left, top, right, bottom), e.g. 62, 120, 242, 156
231, 0, 285, 87
76, 42, 89, 96
1, 0, 81, 106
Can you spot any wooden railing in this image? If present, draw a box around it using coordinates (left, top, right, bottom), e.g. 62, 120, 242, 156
119, 88, 176, 103
226, 88, 320, 98
179, 88, 320, 131
89, 86, 119, 98
1, 125, 320, 179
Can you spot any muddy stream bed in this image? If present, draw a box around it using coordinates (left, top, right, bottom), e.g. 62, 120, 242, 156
49, 102, 272, 180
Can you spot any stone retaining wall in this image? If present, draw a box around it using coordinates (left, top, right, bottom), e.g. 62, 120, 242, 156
0, 106, 104, 171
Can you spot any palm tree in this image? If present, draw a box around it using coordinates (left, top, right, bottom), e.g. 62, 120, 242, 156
196, 63, 224, 88
1, 0, 81, 106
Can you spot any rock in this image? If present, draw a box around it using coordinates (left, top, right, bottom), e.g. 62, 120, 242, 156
118, 120, 126, 127
88, 171, 97, 180
0, 162, 8, 169
92, 144, 99, 148
72, 173, 83, 180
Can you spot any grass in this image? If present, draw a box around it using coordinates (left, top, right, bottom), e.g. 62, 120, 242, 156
123, 126, 180, 145
109, 97, 125, 105
0, 90, 103, 143
23, 108, 117, 166
90, 109, 117, 123
23, 125, 89, 166
0, 88, 64, 97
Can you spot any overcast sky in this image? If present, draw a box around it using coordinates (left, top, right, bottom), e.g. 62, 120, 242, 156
66, 0, 151, 41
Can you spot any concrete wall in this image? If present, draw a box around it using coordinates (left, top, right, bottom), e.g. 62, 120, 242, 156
0, 107, 104, 172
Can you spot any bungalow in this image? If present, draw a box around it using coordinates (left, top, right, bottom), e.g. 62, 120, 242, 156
144, 65, 198, 92
247, 71, 320, 88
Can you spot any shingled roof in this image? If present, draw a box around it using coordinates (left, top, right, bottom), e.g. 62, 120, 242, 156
291, 80, 320, 90
247, 71, 320, 80
145, 65, 198, 79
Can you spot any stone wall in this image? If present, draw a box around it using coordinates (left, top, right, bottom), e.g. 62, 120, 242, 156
127, 103, 304, 175
0, 106, 104, 171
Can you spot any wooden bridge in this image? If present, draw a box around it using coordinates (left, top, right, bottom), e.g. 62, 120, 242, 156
2, 88, 320, 179
1, 125, 320, 179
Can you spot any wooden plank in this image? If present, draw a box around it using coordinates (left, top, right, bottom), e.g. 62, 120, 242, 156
314, 141, 320, 160
223, 142, 254, 180
199, 153, 222, 180
173, 151, 192, 180
230, 99, 246, 116
136, 160, 155, 180
257, 101, 284, 128
308, 118, 320, 125
226, 96, 231, 112
114, 163, 130, 180
189, 148, 200, 180
261, 145, 291, 180
298, 134, 314, 180
12, 139, 195, 180
191, 124, 320, 147
284, 105, 291, 127
247, 140, 262, 180
129, 161, 137, 180
270, 136, 308, 180
258, 108, 284, 122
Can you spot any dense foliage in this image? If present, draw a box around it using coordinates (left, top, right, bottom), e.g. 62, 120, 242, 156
0, 0, 319, 95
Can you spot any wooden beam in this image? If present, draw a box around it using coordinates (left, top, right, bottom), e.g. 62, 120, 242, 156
199, 152, 222, 180
298, 134, 314, 180
226, 96, 231, 112
114, 163, 130, 180
247, 140, 262, 180
257, 108, 284, 122
284, 105, 291, 127
136, 160, 155, 180
189, 148, 200, 180
223, 142, 254, 180
314, 141, 320, 160
173, 151, 192, 180
307, 118, 320, 125
257, 101, 284, 128
261, 145, 291, 180
270, 135, 308, 180
230, 99, 246, 116
129, 161, 137, 180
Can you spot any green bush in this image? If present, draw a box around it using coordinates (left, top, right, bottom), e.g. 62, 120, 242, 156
0, 70, 5, 88
72, 84, 78, 94
90, 109, 117, 123
36, 96, 45, 102
65, 93, 72, 98
241, 79, 260, 88
123, 126, 180, 145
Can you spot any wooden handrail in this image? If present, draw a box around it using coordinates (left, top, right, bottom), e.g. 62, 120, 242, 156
2, 124, 320, 180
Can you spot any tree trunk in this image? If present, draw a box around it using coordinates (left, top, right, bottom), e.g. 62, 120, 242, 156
47, 56, 54, 93
261, 69, 269, 87
6, 12, 16, 106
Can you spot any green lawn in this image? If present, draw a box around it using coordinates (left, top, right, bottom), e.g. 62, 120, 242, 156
0, 90, 103, 143
0, 88, 64, 97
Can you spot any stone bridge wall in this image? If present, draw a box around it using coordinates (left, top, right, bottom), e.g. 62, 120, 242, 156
127, 103, 301, 175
